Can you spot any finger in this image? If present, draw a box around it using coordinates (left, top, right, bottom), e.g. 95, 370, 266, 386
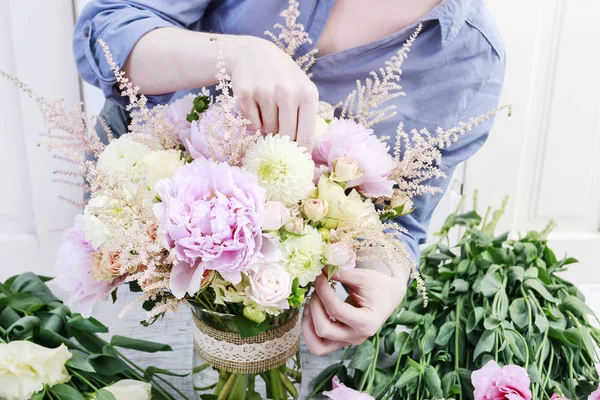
277, 97, 299, 140
331, 268, 384, 288
313, 274, 369, 327
302, 305, 349, 356
296, 85, 318, 151
310, 294, 362, 344
236, 88, 262, 131
257, 96, 278, 135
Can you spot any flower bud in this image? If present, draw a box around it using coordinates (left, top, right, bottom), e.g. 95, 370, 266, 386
390, 193, 414, 216
263, 201, 291, 231
302, 199, 329, 222
243, 305, 266, 324
317, 101, 336, 122
284, 217, 304, 234
324, 241, 357, 271
331, 156, 362, 182
318, 227, 332, 242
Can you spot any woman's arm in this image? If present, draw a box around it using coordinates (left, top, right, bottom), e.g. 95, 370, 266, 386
74, 0, 319, 148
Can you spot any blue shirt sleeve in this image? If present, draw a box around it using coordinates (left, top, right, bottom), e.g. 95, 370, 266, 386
394, 54, 506, 264
73, 0, 214, 106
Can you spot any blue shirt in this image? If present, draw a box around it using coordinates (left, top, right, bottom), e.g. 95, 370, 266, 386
73, 0, 505, 264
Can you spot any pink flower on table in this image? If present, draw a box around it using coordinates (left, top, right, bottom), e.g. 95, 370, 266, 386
589, 387, 600, 400
550, 394, 569, 400
472, 361, 532, 400
312, 119, 396, 198
54, 216, 119, 317
154, 158, 265, 298
323, 377, 374, 400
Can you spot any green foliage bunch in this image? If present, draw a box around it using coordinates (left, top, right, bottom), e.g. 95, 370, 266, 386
311, 197, 600, 400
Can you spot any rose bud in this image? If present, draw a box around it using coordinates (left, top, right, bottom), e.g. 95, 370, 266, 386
284, 217, 304, 234
302, 199, 329, 222
263, 201, 291, 231
390, 193, 414, 216
324, 241, 357, 271
331, 156, 363, 182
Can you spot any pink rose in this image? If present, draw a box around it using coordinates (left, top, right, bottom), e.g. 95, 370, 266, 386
154, 158, 265, 297
550, 394, 569, 400
263, 201, 291, 231
324, 241, 357, 271
323, 377, 374, 400
590, 387, 600, 400
246, 261, 292, 310
472, 361, 532, 400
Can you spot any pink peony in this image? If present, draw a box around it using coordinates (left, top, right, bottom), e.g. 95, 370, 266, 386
550, 394, 569, 400
154, 158, 265, 297
164, 93, 196, 142
323, 377, 375, 400
312, 119, 396, 198
472, 361, 532, 400
590, 387, 600, 400
54, 216, 119, 317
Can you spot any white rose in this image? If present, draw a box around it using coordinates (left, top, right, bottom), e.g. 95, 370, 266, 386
331, 156, 362, 182
246, 262, 292, 311
284, 217, 304, 234
0, 342, 71, 400
141, 149, 184, 201
390, 193, 414, 215
103, 380, 151, 400
317, 176, 377, 230
302, 199, 329, 222
263, 201, 291, 231
325, 241, 357, 271
315, 117, 329, 138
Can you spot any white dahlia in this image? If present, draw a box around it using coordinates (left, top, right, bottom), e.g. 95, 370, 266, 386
242, 134, 314, 205
97, 135, 151, 176
281, 225, 325, 286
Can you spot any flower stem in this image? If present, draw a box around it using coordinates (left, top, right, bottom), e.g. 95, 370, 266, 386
280, 370, 298, 398
217, 373, 237, 400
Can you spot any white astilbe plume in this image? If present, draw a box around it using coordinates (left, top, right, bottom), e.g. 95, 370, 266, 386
392, 105, 513, 198
264, 0, 318, 76
341, 24, 423, 128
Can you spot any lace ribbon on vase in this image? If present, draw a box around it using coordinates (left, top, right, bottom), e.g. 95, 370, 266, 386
192, 312, 301, 374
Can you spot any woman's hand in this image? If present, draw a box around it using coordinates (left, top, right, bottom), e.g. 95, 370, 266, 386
302, 268, 409, 356
227, 36, 319, 150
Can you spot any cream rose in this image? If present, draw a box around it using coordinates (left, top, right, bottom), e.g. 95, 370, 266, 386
331, 156, 362, 182
245, 262, 292, 312
284, 217, 304, 234
0, 342, 71, 400
325, 241, 357, 271
390, 193, 414, 215
317, 176, 377, 230
302, 199, 329, 222
103, 379, 152, 400
263, 201, 291, 231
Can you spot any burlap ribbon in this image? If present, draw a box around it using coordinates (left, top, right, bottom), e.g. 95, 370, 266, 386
192, 312, 300, 374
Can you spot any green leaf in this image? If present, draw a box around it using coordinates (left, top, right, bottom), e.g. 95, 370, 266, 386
308, 363, 341, 398
423, 324, 438, 355
450, 279, 469, 294
524, 279, 559, 303
454, 211, 482, 226
523, 243, 538, 263
456, 259, 470, 274
394, 310, 424, 326
66, 351, 96, 373
534, 313, 549, 334
507, 266, 524, 284
68, 315, 108, 333
30, 391, 45, 400
506, 330, 528, 363
492, 290, 509, 320
96, 389, 117, 400
349, 341, 375, 371
527, 364, 542, 384
200, 396, 219, 400
232, 315, 270, 338
483, 315, 502, 330
384, 331, 396, 354
561, 295, 595, 318
110, 335, 173, 353
435, 321, 455, 347
509, 298, 529, 329
467, 307, 485, 334
524, 268, 538, 279
558, 257, 578, 268
394, 332, 409, 353
424, 365, 444, 399
473, 330, 495, 360
487, 248, 509, 265
0, 292, 44, 312
479, 272, 503, 298
49, 384, 85, 400
144, 366, 189, 380
6, 316, 40, 338
88, 354, 129, 376
11, 273, 60, 304
395, 367, 421, 388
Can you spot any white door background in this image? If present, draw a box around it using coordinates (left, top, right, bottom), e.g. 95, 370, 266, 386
1, 1, 596, 283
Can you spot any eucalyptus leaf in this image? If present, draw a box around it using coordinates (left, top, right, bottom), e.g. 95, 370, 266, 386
435, 321, 455, 347
473, 330, 495, 360
467, 307, 485, 334
66, 351, 96, 373
49, 384, 85, 400
395, 367, 420, 388
562, 295, 594, 318
524, 279, 559, 303
509, 298, 529, 329
424, 365, 443, 399
423, 324, 438, 355
507, 266, 524, 284
88, 354, 129, 376
349, 341, 375, 371
479, 272, 503, 298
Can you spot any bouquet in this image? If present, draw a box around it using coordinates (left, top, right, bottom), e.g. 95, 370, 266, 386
0, 273, 183, 400
0, 2, 510, 398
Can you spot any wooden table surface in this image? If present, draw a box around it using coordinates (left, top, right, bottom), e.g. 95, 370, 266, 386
93, 285, 600, 400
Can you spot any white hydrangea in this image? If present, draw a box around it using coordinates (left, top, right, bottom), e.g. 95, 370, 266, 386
97, 135, 151, 176
140, 149, 184, 202
281, 225, 325, 286
242, 134, 314, 205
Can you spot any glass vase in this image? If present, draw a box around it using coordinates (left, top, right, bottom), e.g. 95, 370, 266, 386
190, 303, 302, 400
